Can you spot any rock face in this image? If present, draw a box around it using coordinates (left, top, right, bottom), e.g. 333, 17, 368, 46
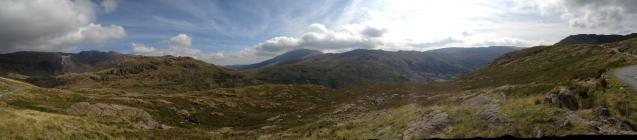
65, 102, 160, 129
544, 87, 579, 110
399, 110, 449, 140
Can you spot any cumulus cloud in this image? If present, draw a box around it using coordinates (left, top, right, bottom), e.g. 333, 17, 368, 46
168, 33, 193, 47
252, 23, 384, 57
129, 33, 203, 59
525, 0, 637, 33
360, 26, 387, 38
0, 0, 126, 53
130, 43, 156, 54
562, 0, 637, 32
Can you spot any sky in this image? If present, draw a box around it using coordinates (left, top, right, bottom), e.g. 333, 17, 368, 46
2, 0, 637, 65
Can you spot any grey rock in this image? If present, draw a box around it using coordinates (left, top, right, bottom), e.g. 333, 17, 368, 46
399, 110, 449, 140
544, 87, 579, 110
65, 102, 160, 129
478, 107, 506, 123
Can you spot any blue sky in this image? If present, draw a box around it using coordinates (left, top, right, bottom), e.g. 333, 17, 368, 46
93, 0, 354, 53
2, 0, 637, 65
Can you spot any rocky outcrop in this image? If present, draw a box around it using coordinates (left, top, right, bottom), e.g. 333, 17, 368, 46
459, 94, 507, 124
399, 110, 450, 140
562, 110, 636, 135
543, 87, 579, 110
65, 102, 160, 129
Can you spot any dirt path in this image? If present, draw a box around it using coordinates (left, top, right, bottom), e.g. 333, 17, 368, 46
614, 65, 637, 90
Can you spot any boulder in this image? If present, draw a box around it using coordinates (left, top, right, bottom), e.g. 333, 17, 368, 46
544, 87, 579, 110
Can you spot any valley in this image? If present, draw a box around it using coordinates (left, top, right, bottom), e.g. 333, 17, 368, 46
1, 34, 637, 139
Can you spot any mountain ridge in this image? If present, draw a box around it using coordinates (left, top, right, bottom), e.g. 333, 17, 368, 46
248, 46, 521, 87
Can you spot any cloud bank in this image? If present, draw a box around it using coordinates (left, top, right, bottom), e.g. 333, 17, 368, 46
0, 0, 126, 53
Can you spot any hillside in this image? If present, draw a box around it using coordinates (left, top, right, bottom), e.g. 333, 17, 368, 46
27, 55, 246, 92
249, 46, 520, 88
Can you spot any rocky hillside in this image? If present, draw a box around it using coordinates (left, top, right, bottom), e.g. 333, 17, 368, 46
250, 46, 520, 88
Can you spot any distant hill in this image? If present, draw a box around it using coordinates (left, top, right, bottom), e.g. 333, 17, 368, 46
229, 49, 322, 70
0, 51, 245, 91
555, 33, 637, 45
0, 51, 130, 77
27, 55, 245, 91
248, 46, 520, 88
428, 46, 522, 69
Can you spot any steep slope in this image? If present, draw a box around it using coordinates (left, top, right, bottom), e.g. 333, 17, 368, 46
28, 55, 246, 92
229, 49, 322, 70
250, 47, 519, 88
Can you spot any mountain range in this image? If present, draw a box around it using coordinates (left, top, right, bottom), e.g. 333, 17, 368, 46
242, 46, 520, 88
0, 46, 520, 89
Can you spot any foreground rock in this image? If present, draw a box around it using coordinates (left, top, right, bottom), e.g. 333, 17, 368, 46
543, 87, 579, 110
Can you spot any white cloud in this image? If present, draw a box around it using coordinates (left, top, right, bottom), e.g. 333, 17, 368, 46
0, 0, 126, 53
129, 0, 637, 65
130, 43, 156, 54
100, 0, 118, 13
252, 23, 385, 57
129, 33, 203, 59
168, 33, 192, 47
